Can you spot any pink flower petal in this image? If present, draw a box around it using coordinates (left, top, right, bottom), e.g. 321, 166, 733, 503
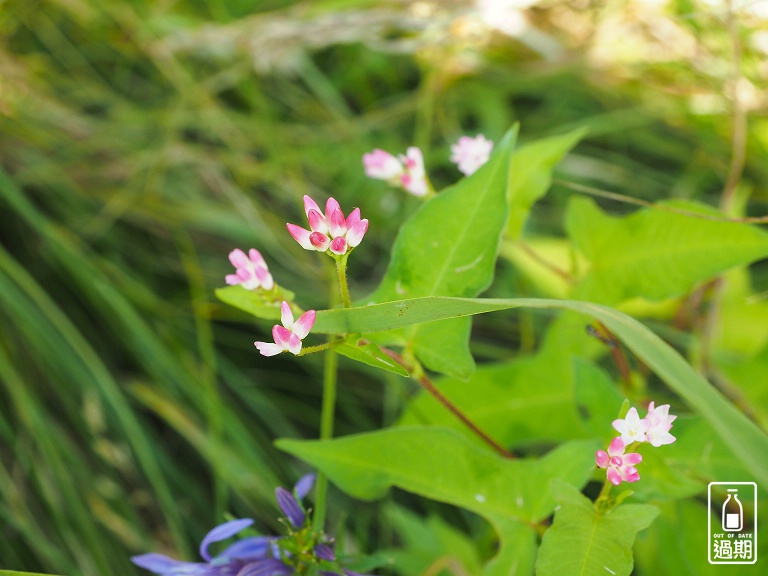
255, 267, 274, 290
225, 273, 242, 285
346, 207, 361, 229
325, 197, 342, 221
309, 232, 330, 251
363, 149, 403, 180
303, 195, 322, 218
248, 249, 266, 268
254, 341, 284, 357
328, 209, 347, 238
288, 333, 302, 355
307, 209, 328, 234
280, 301, 294, 330
595, 450, 609, 469
346, 219, 368, 248
330, 236, 347, 255
229, 248, 249, 268
623, 452, 642, 465
292, 310, 316, 339
607, 468, 622, 486
607, 436, 625, 456
286, 223, 314, 250
273, 325, 293, 349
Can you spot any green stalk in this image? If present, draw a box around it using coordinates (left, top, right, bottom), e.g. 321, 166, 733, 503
335, 255, 352, 308
313, 347, 338, 531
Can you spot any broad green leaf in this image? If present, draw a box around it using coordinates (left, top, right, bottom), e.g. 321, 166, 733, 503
311, 296, 768, 487
366, 126, 519, 379
483, 517, 537, 576
572, 358, 624, 438
382, 506, 484, 576
409, 318, 476, 380
499, 236, 579, 299
335, 342, 409, 377
398, 353, 584, 448
630, 415, 757, 501
714, 268, 768, 357
535, 480, 659, 576
278, 430, 594, 576
506, 128, 586, 238
566, 197, 768, 304
277, 428, 597, 524
717, 344, 768, 431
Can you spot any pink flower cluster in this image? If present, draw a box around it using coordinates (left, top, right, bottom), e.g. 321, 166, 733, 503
225, 249, 274, 291
287, 196, 368, 257
254, 301, 316, 357
450, 134, 494, 176
363, 147, 429, 197
363, 134, 494, 195
596, 402, 677, 486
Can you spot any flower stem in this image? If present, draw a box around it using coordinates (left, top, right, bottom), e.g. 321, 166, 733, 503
597, 478, 613, 501
313, 346, 338, 531
381, 346, 514, 459
335, 255, 351, 309
298, 340, 344, 356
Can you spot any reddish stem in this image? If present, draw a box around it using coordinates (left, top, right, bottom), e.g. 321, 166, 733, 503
380, 346, 515, 459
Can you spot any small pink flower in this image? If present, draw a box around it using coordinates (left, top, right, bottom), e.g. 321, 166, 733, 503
254, 301, 316, 357
596, 437, 642, 486
363, 149, 403, 181
612, 407, 649, 445
644, 402, 677, 447
450, 134, 494, 176
398, 147, 429, 197
287, 196, 368, 257
225, 248, 274, 291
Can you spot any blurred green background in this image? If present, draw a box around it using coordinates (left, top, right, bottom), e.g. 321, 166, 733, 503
1, 0, 768, 574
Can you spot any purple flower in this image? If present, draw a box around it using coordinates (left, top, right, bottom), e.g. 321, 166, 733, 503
131, 519, 288, 576
276, 487, 305, 528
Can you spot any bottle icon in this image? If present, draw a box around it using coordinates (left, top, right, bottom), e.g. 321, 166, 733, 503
722, 489, 743, 532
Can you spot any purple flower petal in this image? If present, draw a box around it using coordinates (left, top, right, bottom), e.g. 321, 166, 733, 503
131, 553, 208, 575
219, 536, 271, 561
235, 558, 292, 576
294, 473, 315, 500
314, 543, 335, 561
275, 487, 305, 528
199, 519, 254, 561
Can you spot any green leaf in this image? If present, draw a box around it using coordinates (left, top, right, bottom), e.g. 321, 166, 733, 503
482, 517, 537, 576
335, 342, 409, 377
215, 285, 284, 321
630, 415, 755, 501
566, 197, 768, 304
535, 480, 659, 576
506, 128, 586, 239
311, 296, 768, 487
382, 506, 484, 576
277, 428, 596, 523
398, 353, 584, 448
410, 319, 475, 380
572, 357, 624, 438
367, 126, 519, 378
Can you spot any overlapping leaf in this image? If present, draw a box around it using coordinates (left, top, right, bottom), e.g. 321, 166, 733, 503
365, 126, 519, 379
567, 198, 768, 304
536, 481, 659, 576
